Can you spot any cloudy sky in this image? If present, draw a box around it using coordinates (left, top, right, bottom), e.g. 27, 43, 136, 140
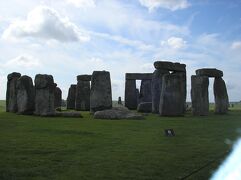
0, 0, 241, 101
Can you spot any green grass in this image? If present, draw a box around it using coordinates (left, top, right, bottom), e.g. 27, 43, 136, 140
0, 101, 241, 180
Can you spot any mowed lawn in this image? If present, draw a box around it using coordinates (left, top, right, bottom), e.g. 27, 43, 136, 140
0, 100, 241, 180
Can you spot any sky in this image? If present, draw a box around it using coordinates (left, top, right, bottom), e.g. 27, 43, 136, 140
0, 0, 241, 101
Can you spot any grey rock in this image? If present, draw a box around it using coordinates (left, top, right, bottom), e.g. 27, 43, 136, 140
16, 75, 35, 114
154, 61, 186, 72
139, 80, 152, 103
75, 80, 90, 111
90, 71, 112, 112
191, 75, 209, 116
213, 77, 229, 114
54, 87, 62, 108
126, 73, 153, 80
67, 84, 76, 109
77, 74, 92, 81
34, 74, 55, 116
151, 69, 169, 113
55, 111, 83, 118
137, 102, 152, 113
159, 74, 185, 116
125, 79, 137, 110
6, 72, 21, 112
196, 68, 223, 78
94, 107, 143, 120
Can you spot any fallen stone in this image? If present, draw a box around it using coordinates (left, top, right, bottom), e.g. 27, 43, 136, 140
94, 107, 144, 120
196, 68, 223, 78
137, 102, 152, 113
55, 111, 83, 118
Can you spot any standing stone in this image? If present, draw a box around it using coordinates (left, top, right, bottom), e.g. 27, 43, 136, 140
125, 79, 137, 110
191, 75, 209, 116
213, 77, 229, 114
54, 86, 62, 108
139, 80, 152, 103
75, 80, 90, 111
90, 71, 112, 112
34, 74, 55, 116
16, 75, 35, 114
159, 74, 185, 116
151, 69, 169, 113
67, 84, 77, 109
173, 71, 187, 113
6, 72, 21, 112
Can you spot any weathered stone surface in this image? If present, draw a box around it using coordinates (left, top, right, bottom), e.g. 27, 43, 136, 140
125, 79, 137, 110
90, 71, 112, 112
137, 102, 152, 113
16, 75, 35, 114
173, 71, 187, 113
55, 111, 83, 118
213, 77, 229, 114
54, 87, 62, 108
139, 80, 152, 103
34, 74, 55, 116
77, 75, 92, 81
191, 75, 209, 116
94, 107, 143, 120
126, 73, 153, 80
67, 84, 76, 109
159, 74, 185, 116
154, 61, 186, 72
196, 68, 223, 78
75, 80, 90, 111
151, 69, 169, 113
6, 72, 21, 112
136, 89, 140, 105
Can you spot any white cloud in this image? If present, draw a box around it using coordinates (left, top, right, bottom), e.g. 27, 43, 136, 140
66, 0, 95, 8
5, 54, 41, 68
2, 5, 89, 42
231, 41, 241, 50
164, 36, 186, 49
139, 0, 190, 11
140, 63, 154, 72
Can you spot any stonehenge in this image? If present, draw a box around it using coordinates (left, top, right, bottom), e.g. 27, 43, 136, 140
191, 68, 229, 115
75, 75, 91, 111
5, 62, 229, 119
34, 74, 56, 116
90, 71, 112, 112
16, 75, 35, 114
67, 84, 77, 110
6, 72, 21, 112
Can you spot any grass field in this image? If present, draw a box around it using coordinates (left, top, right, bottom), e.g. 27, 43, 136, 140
0, 100, 241, 179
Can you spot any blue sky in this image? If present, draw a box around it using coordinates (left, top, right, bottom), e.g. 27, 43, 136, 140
0, 0, 241, 101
